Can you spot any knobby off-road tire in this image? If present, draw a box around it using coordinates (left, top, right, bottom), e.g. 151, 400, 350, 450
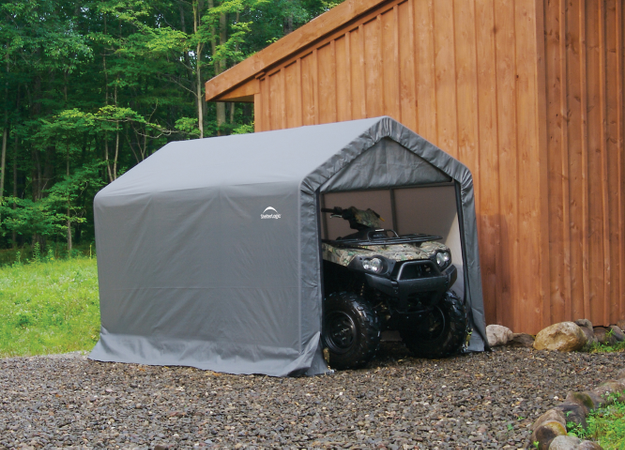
401, 291, 468, 358
322, 292, 381, 370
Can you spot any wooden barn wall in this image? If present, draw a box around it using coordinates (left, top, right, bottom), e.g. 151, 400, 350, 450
543, 0, 625, 330
251, 0, 624, 333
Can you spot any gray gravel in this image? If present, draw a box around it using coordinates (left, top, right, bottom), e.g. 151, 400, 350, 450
0, 344, 623, 449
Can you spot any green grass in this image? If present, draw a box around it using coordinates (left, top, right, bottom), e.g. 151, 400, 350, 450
0, 256, 100, 357
585, 340, 625, 353
568, 393, 625, 449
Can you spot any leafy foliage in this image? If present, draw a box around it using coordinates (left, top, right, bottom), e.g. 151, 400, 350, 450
0, 0, 346, 253
567, 391, 625, 449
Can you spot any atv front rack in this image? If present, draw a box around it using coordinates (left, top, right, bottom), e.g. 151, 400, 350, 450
323, 231, 443, 248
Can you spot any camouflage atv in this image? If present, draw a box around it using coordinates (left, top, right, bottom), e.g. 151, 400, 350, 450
321, 206, 468, 369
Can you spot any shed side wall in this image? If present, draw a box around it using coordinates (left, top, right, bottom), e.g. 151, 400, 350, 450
252, 0, 549, 333
543, 0, 625, 328
220, 0, 624, 333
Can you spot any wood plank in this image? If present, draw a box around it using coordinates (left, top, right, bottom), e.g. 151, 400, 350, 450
494, 0, 518, 330
268, 69, 286, 129
205, 0, 396, 101
382, 7, 401, 121
564, 0, 586, 323
212, 79, 258, 102
514, 0, 544, 332
605, 0, 622, 323
453, 0, 478, 178
618, 0, 625, 321
532, 0, 552, 330
364, 17, 383, 117
475, 0, 501, 326
254, 90, 263, 132
301, 52, 316, 125
584, 0, 605, 325
544, 0, 571, 324
318, 42, 337, 124
433, 0, 458, 157
257, 78, 268, 131
350, 26, 367, 119
398, 0, 417, 131
414, 0, 437, 142
284, 61, 302, 128
335, 35, 352, 122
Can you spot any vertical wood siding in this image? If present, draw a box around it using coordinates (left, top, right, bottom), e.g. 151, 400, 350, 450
250, 0, 624, 333
544, 0, 625, 328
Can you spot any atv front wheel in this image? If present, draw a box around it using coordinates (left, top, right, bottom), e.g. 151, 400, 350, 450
322, 292, 381, 370
401, 291, 467, 358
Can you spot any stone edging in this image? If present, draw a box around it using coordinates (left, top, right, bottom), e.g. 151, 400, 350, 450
528, 368, 625, 450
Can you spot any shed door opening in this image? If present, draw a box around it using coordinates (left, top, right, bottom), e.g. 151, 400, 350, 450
320, 184, 465, 297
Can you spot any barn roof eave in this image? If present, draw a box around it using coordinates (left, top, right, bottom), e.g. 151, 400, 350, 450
204, 0, 388, 102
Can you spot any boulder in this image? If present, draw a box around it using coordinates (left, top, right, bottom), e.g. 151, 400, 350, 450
580, 391, 603, 410
486, 324, 513, 347
565, 391, 596, 412
609, 325, 625, 342
574, 320, 597, 347
532, 408, 566, 432
593, 326, 617, 346
616, 319, 625, 330
578, 441, 604, 449
554, 401, 588, 428
531, 420, 567, 450
592, 380, 625, 405
548, 435, 581, 450
575, 318, 593, 329
534, 322, 587, 352
507, 333, 535, 348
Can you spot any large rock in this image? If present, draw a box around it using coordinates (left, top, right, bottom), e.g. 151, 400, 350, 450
593, 326, 616, 345
592, 380, 625, 405
575, 318, 593, 329
617, 319, 625, 330
609, 325, 625, 342
548, 435, 581, 450
532, 409, 566, 432
574, 319, 597, 347
565, 391, 595, 412
554, 401, 588, 428
486, 324, 513, 347
507, 332, 535, 348
578, 441, 604, 449
531, 420, 567, 450
534, 322, 587, 352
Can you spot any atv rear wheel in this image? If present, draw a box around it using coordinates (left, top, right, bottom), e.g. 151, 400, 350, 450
401, 291, 467, 358
322, 292, 381, 370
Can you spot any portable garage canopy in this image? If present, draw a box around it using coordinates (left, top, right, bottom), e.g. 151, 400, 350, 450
90, 116, 487, 376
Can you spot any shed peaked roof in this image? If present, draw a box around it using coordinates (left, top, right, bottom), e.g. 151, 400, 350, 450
204, 0, 386, 102
100, 118, 384, 196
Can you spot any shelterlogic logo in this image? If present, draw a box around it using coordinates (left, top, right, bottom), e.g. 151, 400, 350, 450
261, 206, 281, 219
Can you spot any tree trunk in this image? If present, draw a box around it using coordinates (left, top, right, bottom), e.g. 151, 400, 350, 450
66, 153, 72, 255
194, 0, 205, 138
1, 127, 6, 198
207, 0, 226, 134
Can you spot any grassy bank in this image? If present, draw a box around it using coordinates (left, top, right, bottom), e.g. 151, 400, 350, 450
0, 256, 100, 357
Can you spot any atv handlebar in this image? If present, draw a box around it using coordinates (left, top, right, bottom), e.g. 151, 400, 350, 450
321, 206, 383, 230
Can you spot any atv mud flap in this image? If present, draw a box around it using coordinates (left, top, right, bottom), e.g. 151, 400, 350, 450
364, 265, 457, 311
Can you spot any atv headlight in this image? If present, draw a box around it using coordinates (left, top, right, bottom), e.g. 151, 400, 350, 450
363, 257, 383, 273
435, 251, 451, 269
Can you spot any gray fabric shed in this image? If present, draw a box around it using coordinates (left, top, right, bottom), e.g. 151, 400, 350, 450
90, 116, 487, 376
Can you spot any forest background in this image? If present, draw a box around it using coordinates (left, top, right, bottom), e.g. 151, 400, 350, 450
0, 0, 343, 258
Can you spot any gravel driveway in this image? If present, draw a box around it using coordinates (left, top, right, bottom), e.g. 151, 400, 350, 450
1, 344, 622, 449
